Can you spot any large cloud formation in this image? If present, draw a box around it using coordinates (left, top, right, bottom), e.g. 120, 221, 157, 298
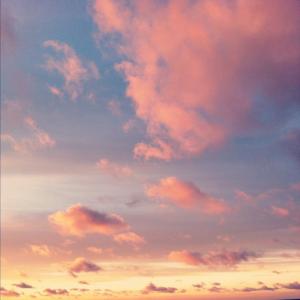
168, 249, 258, 267
91, 0, 300, 160
146, 177, 228, 214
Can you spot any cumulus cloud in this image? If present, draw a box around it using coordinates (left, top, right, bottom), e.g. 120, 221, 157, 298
43, 40, 99, 101
142, 283, 177, 294
68, 257, 102, 277
0, 287, 20, 297
49, 204, 145, 246
96, 158, 133, 178
91, 0, 300, 160
43, 288, 69, 296
13, 282, 33, 289
146, 177, 229, 214
49, 204, 129, 236
168, 249, 258, 267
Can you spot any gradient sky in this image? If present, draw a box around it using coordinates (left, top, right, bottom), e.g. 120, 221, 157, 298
1, 0, 300, 299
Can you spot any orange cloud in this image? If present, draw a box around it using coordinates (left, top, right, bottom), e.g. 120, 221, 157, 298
96, 158, 133, 178
68, 257, 102, 277
43, 40, 99, 101
91, 0, 300, 160
168, 249, 258, 267
146, 177, 229, 214
49, 204, 129, 237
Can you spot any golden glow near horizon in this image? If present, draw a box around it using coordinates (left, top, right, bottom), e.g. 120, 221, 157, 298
1, 0, 300, 299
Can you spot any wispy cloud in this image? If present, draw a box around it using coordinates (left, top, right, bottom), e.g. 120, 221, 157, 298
43, 40, 99, 101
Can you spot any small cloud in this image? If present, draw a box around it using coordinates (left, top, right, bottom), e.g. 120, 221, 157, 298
107, 100, 122, 116
48, 85, 63, 98
43, 288, 69, 296
122, 119, 136, 133
193, 283, 205, 289
113, 231, 145, 247
142, 283, 178, 294
271, 206, 289, 217
96, 158, 133, 178
68, 257, 102, 277
43, 40, 99, 101
29, 244, 52, 257
1, 116, 55, 153
146, 177, 229, 214
13, 282, 33, 289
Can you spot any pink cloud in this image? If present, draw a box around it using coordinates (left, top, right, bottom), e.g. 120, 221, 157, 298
29, 244, 52, 257
43, 40, 99, 101
146, 177, 229, 214
48, 85, 63, 98
96, 158, 133, 178
271, 206, 289, 217
168, 249, 258, 267
142, 283, 177, 294
68, 257, 102, 277
1, 115, 55, 153
0, 287, 20, 297
48, 204, 145, 248
49, 204, 129, 237
113, 231, 145, 247
91, 0, 300, 160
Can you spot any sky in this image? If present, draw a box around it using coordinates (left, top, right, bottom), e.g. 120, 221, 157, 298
1, 0, 300, 299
